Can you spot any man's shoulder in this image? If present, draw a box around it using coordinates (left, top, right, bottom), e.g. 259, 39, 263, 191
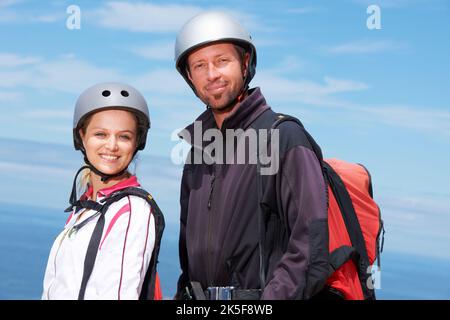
252, 110, 313, 153
277, 120, 315, 156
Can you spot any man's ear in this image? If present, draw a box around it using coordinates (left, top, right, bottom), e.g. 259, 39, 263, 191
243, 52, 250, 76
186, 66, 193, 83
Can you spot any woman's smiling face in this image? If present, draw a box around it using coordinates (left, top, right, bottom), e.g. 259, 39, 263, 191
79, 109, 138, 176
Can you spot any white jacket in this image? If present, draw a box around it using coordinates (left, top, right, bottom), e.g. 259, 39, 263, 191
42, 176, 156, 300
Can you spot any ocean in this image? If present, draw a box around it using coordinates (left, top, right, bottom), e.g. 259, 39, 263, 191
1, 202, 449, 300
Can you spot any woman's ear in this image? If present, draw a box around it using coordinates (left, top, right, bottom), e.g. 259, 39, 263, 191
135, 128, 141, 149
79, 128, 84, 140
78, 128, 86, 148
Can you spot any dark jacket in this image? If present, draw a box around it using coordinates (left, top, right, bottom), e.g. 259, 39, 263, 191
176, 87, 328, 299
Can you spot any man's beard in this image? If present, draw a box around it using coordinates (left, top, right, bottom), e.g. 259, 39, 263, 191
205, 90, 240, 113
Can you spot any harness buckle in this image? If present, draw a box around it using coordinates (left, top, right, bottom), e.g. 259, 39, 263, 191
206, 286, 235, 300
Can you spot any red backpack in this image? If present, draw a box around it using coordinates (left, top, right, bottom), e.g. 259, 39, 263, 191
257, 114, 384, 300
153, 273, 163, 300
324, 158, 384, 299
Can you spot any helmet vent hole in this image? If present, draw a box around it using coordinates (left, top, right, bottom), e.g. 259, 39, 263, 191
121, 90, 129, 97
102, 90, 111, 97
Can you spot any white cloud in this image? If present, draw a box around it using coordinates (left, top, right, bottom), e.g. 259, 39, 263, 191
0, 55, 122, 93
33, 58, 122, 93
377, 193, 450, 260
20, 109, 72, 119
253, 72, 369, 104
133, 69, 188, 94
91, 1, 203, 33
0, 53, 192, 110
252, 38, 285, 48
380, 194, 450, 218
31, 13, 62, 23
0, 1, 61, 24
351, 0, 431, 8
0, 0, 22, 8
0, 53, 41, 68
0, 69, 33, 87
328, 40, 407, 54
264, 55, 306, 74
0, 90, 20, 101
1, 51, 447, 139
89, 2, 263, 34
284, 6, 322, 14
358, 104, 450, 136
321, 76, 369, 93
130, 42, 174, 61
253, 68, 450, 138
0, 161, 73, 182
0, 10, 18, 23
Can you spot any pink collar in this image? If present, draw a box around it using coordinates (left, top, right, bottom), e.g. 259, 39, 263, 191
81, 176, 141, 200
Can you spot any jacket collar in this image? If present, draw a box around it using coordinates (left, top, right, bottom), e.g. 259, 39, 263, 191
81, 175, 140, 200
180, 87, 271, 147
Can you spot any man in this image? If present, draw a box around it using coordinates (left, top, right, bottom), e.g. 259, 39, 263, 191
174, 11, 329, 300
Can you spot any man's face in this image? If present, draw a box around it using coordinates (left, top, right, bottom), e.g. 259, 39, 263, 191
187, 43, 249, 111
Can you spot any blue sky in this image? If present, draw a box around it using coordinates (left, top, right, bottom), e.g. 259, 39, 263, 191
1, 0, 450, 298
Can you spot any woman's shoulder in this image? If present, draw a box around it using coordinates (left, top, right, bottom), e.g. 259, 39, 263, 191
106, 188, 153, 214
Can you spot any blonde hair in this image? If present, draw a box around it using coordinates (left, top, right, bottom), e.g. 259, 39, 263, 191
78, 168, 91, 195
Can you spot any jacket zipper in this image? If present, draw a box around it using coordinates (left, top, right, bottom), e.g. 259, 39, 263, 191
207, 174, 215, 209
206, 166, 216, 286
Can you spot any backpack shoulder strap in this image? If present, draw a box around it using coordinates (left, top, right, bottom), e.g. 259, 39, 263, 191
271, 113, 324, 164
252, 111, 324, 165
77, 200, 109, 300
106, 187, 165, 223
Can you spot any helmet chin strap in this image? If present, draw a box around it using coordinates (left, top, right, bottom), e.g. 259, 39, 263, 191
65, 165, 91, 212
83, 156, 128, 182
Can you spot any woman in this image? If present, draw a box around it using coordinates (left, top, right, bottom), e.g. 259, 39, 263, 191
42, 82, 164, 300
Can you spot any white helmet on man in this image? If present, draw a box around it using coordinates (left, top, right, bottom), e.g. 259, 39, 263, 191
175, 11, 257, 91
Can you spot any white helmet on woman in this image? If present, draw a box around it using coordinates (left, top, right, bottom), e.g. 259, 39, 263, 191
174, 11, 257, 92
73, 82, 150, 152
69, 82, 150, 190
